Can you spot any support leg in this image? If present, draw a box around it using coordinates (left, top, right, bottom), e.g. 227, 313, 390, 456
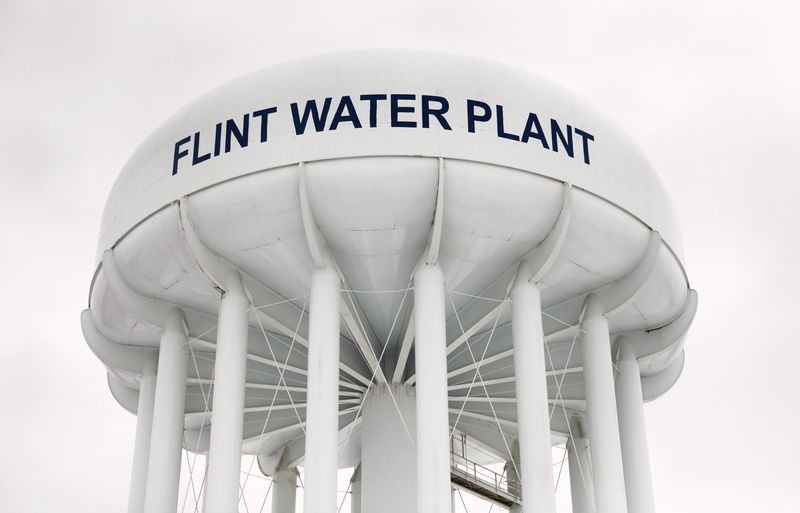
616, 340, 656, 513
128, 354, 157, 513
303, 267, 341, 513
511, 276, 556, 513
507, 440, 522, 513
567, 426, 594, 513
143, 309, 188, 513
413, 264, 451, 513
272, 467, 298, 513
579, 295, 627, 513
361, 385, 416, 513
204, 273, 250, 513
350, 465, 361, 513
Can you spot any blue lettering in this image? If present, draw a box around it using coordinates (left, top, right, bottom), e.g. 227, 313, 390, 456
359, 94, 387, 128
253, 107, 278, 142
550, 120, 574, 158
467, 99, 491, 133
496, 105, 519, 141
521, 113, 549, 149
330, 96, 363, 130
391, 94, 417, 128
421, 95, 451, 130
170, 94, 595, 175
192, 132, 211, 165
213, 123, 222, 156
172, 136, 191, 175
224, 115, 249, 153
291, 98, 332, 135
575, 128, 594, 165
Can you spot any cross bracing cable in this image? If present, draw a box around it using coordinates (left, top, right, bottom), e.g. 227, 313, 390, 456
183, 330, 217, 513
341, 278, 416, 453
256, 475, 273, 513
445, 287, 521, 482
544, 332, 594, 509
240, 296, 308, 498
446, 290, 506, 442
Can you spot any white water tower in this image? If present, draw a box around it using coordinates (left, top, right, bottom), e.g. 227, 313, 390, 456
82, 50, 696, 513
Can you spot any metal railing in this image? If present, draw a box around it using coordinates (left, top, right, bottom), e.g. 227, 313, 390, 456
450, 451, 521, 503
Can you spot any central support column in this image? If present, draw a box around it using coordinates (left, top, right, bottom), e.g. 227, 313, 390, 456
304, 267, 341, 513
361, 384, 416, 513
579, 295, 627, 513
506, 440, 522, 513
413, 264, 452, 513
128, 354, 157, 513
350, 465, 361, 513
616, 340, 656, 513
567, 418, 594, 513
143, 309, 188, 513
204, 273, 250, 513
271, 466, 298, 513
510, 274, 556, 513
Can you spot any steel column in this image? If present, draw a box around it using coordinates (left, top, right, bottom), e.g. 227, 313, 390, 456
361, 384, 416, 513
567, 430, 594, 513
143, 309, 188, 513
303, 267, 341, 513
272, 467, 298, 513
413, 264, 451, 513
616, 340, 656, 513
511, 276, 556, 513
350, 465, 361, 513
507, 440, 522, 513
579, 295, 627, 513
202, 455, 209, 511
204, 273, 250, 513
128, 354, 157, 513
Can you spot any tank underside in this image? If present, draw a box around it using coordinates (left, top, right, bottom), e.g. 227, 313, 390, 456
85, 155, 693, 468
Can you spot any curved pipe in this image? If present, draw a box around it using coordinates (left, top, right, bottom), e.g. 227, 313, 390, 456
527, 229, 666, 346
184, 427, 211, 453
101, 249, 220, 339
180, 197, 316, 350
424, 157, 445, 266
101, 249, 174, 328
107, 372, 140, 415
298, 162, 330, 269
178, 197, 226, 293
519, 182, 573, 284
81, 309, 156, 375
599, 230, 662, 317
613, 289, 698, 375
641, 350, 686, 402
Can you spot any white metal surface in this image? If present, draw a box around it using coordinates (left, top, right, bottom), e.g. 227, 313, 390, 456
361, 385, 416, 513
567, 428, 595, 513
127, 354, 156, 513
204, 273, 249, 513
80, 50, 697, 513
271, 466, 298, 513
96, 51, 684, 263
616, 340, 656, 513
142, 310, 188, 513
579, 295, 628, 513
303, 267, 342, 513
511, 277, 556, 513
413, 264, 452, 513
350, 466, 362, 513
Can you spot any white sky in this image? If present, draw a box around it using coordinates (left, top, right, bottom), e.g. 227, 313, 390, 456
1, 1, 798, 511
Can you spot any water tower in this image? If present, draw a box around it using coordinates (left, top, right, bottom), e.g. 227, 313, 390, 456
82, 50, 696, 513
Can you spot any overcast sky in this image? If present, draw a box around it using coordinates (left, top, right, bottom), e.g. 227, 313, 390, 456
1, 1, 798, 512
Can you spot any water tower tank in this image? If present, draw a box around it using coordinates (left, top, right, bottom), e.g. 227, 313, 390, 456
82, 50, 696, 513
